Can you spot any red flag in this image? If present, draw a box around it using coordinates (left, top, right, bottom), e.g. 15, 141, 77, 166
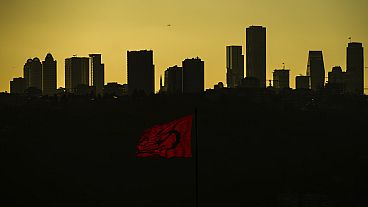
136, 115, 193, 158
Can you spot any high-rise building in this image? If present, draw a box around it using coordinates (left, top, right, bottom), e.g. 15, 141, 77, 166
346, 42, 364, 94
127, 50, 154, 95
23, 59, 32, 89
273, 69, 290, 89
182, 57, 204, 94
89, 54, 105, 95
10, 77, 26, 94
246, 26, 266, 88
165, 65, 183, 94
65, 57, 89, 93
24, 57, 42, 91
226, 46, 244, 88
42, 53, 57, 95
306, 51, 325, 91
296, 76, 310, 90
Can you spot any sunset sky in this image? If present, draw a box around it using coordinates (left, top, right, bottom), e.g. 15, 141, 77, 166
0, 0, 367, 92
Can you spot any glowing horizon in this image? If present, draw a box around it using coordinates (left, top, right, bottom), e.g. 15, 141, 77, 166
1, 0, 367, 92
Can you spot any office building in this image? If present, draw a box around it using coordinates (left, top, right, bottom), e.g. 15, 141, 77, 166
346, 42, 364, 94
23, 57, 42, 91
23, 59, 32, 89
127, 50, 154, 95
10, 77, 26, 94
273, 69, 290, 89
89, 54, 105, 95
65, 57, 89, 93
182, 57, 204, 93
246, 26, 266, 88
226, 46, 244, 88
328, 66, 345, 85
307, 51, 325, 91
296, 75, 310, 90
42, 53, 57, 95
165, 65, 183, 94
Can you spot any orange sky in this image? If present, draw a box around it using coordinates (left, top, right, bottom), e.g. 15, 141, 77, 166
0, 0, 367, 92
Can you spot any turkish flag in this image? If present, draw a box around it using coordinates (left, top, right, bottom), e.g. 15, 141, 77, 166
136, 115, 193, 158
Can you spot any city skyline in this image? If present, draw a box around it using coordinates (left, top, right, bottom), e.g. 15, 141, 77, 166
1, 0, 367, 92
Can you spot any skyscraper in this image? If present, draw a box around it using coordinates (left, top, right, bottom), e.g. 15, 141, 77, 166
346, 42, 364, 94
273, 69, 290, 89
29, 57, 42, 91
226, 46, 244, 88
65, 57, 89, 93
182, 57, 204, 94
165, 65, 183, 94
89, 54, 105, 95
307, 51, 325, 91
23, 59, 32, 89
42, 53, 57, 95
246, 26, 266, 88
127, 50, 154, 95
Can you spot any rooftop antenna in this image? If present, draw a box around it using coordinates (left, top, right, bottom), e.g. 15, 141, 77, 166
282, 62, 285, 69
348, 37, 352, 43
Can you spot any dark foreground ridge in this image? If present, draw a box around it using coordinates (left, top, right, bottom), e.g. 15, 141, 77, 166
1, 89, 368, 207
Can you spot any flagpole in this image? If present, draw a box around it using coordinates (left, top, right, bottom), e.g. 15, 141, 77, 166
195, 108, 199, 207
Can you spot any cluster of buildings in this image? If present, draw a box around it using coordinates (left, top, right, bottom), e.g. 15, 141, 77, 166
10, 54, 108, 96
226, 26, 365, 95
9, 25, 365, 96
11, 54, 57, 96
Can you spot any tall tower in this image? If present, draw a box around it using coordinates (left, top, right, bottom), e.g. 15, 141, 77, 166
23, 59, 32, 89
89, 54, 105, 95
307, 51, 325, 91
127, 50, 154, 95
226, 46, 244, 88
246, 26, 266, 88
182, 57, 204, 94
346, 42, 364, 94
65, 57, 89, 93
29, 57, 42, 91
165, 65, 183, 94
42, 53, 57, 95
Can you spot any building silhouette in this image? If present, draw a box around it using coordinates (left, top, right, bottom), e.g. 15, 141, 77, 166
10, 77, 26, 94
346, 42, 364, 94
182, 57, 204, 94
23, 58, 42, 91
42, 53, 57, 95
127, 50, 154, 95
296, 75, 310, 90
89, 54, 105, 95
273, 69, 290, 89
326, 66, 346, 94
246, 26, 266, 88
226, 46, 244, 88
65, 57, 89, 93
23, 59, 32, 89
328, 66, 345, 85
307, 51, 325, 91
165, 65, 183, 94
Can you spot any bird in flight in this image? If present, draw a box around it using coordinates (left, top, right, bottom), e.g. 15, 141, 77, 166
167, 24, 172, 27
